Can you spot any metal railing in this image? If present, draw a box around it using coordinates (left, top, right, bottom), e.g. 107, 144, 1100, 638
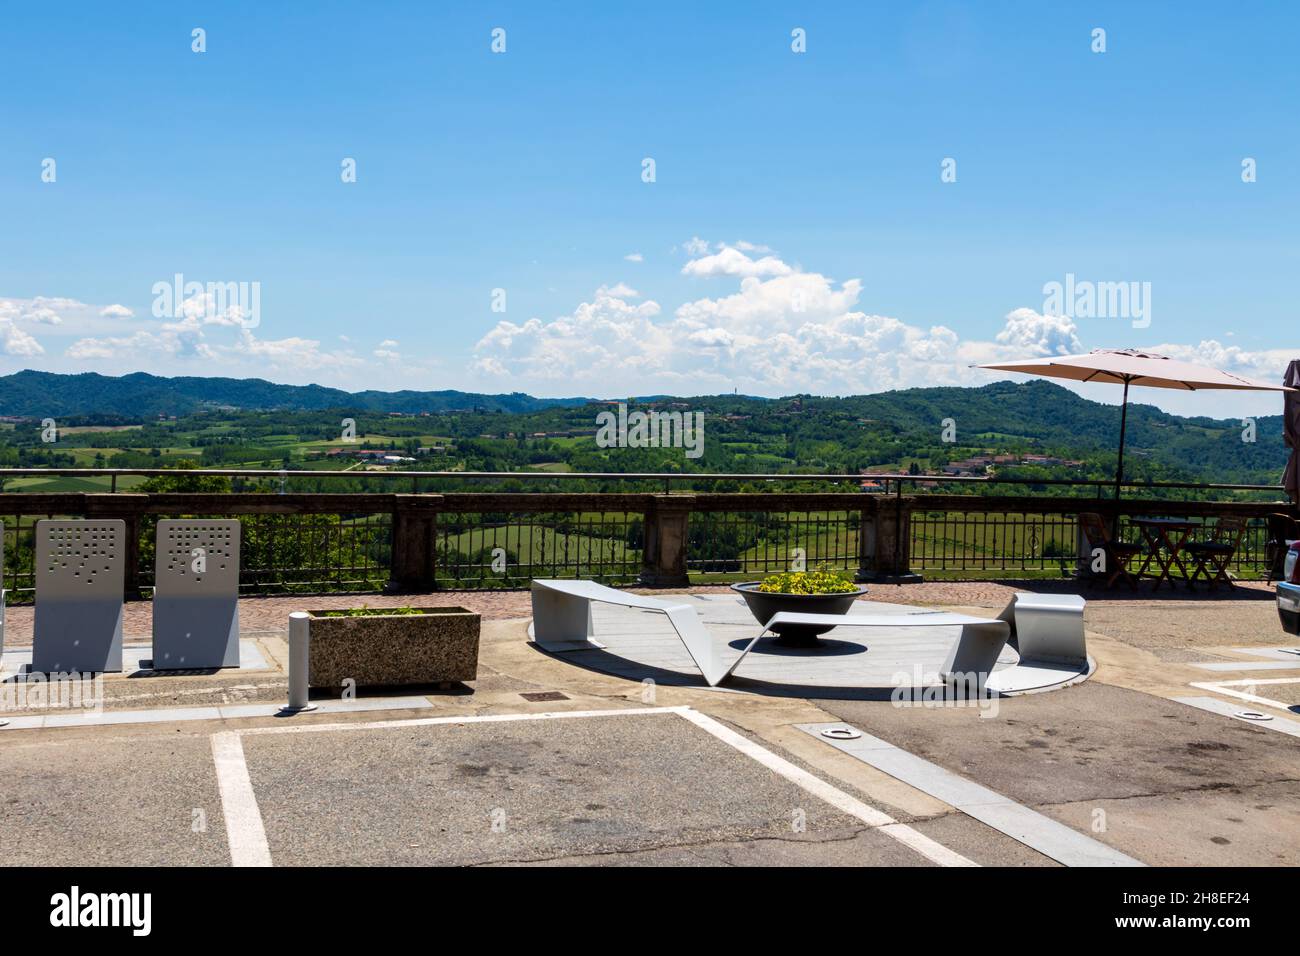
908, 510, 1274, 579
435, 510, 643, 588
686, 509, 859, 578
0, 469, 1292, 600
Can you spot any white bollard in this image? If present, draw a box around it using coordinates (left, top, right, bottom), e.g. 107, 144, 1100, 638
282, 611, 317, 714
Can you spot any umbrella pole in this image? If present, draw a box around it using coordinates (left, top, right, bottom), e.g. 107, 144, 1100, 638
1114, 378, 1130, 503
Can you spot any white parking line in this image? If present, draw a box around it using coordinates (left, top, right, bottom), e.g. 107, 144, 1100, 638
1189, 677, 1300, 713
676, 708, 976, 867
211, 705, 977, 868
210, 732, 272, 867
1189, 661, 1300, 672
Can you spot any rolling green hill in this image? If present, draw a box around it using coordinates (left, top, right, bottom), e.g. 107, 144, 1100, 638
0, 370, 589, 417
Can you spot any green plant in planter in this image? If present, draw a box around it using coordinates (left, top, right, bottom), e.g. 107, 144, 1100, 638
756, 568, 857, 595
317, 606, 425, 618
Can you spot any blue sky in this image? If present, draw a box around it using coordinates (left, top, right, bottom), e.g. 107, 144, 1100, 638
1, 1, 1296, 416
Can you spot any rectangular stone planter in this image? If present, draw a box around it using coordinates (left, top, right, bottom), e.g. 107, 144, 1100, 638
305, 607, 480, 690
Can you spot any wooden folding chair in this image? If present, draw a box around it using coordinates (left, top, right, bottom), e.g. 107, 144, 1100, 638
1078, 512, 1141, 590
1186, 516, 1247, 591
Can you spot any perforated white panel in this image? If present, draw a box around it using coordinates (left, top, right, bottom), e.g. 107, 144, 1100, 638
152, 519, 241, 669
33, 519, 126, 673
156, 520, 239, 595
37, 520, 125, 598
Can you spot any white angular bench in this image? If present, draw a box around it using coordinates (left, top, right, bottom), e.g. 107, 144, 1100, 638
756, 610, 1012, 688
530, 579, 746, 687
530, 580, 1090, 692
988, 592, 1090, 693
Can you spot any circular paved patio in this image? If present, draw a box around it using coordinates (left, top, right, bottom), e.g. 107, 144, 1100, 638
532, 592, 1035, 700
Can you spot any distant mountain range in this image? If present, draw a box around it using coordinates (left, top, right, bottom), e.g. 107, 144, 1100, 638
0, 370, 590, 417
0, 370, 1287, 484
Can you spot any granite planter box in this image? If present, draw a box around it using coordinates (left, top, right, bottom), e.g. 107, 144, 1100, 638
305, 607, 480, 690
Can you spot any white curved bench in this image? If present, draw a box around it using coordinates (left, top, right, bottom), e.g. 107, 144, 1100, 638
758, 610, 1011, 687
530, 579, 743, 687
989, 592, 1089, 693
530, 580, 1087, 692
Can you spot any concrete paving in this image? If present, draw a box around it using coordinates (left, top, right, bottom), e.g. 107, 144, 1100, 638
0, 731, 231, 866
1, 586, 1295, 868
241, 712, 923, 866
817, 681, 1300, 866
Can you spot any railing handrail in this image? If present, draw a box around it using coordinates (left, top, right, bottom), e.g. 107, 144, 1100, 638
0, 467, 1285, 494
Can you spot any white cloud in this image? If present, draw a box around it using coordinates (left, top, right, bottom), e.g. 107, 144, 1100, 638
473, 242, 1298, 413
623, 252, 644, 262
99, 304, 134, 319
0, 296, 86, 325
177, 292, 249, 327
474, 284, 664, 382
993, 308, 1084, 356
682, 236, 711, 256
229, 329, 362, 371
67, 325, 215, 362
681, 246, 793, 279
474, 258, 964, 394
1, 321, 45, 356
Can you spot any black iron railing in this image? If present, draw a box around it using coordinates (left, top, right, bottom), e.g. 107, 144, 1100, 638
0, 470, 1291, 600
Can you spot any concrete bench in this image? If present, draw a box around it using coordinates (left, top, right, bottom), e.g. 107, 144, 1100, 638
988, 592, 1089, 693
757, 610, 1011, 688
530, 580, 1088, 693
530, 579, 744, 687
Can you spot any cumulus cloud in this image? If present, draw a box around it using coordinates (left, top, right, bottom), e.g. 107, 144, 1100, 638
99, 304, 134, 319
1, 321, 45, 356
994, 308, 1084, 356
623, 252, 644, 262
473, 284, 665, 382
229, 329, 362, 371
67, 322, 216, 362
474, 249, 971, 394
681, 245, 793, 279
0, 296, 87, 326
474, 240, 1299, 407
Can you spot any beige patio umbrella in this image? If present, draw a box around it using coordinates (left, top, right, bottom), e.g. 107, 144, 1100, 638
976, 348, 1295, 500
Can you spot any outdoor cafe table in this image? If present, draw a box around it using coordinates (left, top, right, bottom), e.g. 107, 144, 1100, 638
1132, 517, 1199, 590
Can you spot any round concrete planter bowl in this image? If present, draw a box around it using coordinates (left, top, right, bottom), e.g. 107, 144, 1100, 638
730, 581, 869, 646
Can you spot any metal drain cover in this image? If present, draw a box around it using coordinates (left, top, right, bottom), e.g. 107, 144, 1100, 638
1234, 710, 1274, 722
821, 727, 862, 740
520, 691, 570, 702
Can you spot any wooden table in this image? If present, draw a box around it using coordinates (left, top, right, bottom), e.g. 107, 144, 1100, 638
1132, 517, 1198, 590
